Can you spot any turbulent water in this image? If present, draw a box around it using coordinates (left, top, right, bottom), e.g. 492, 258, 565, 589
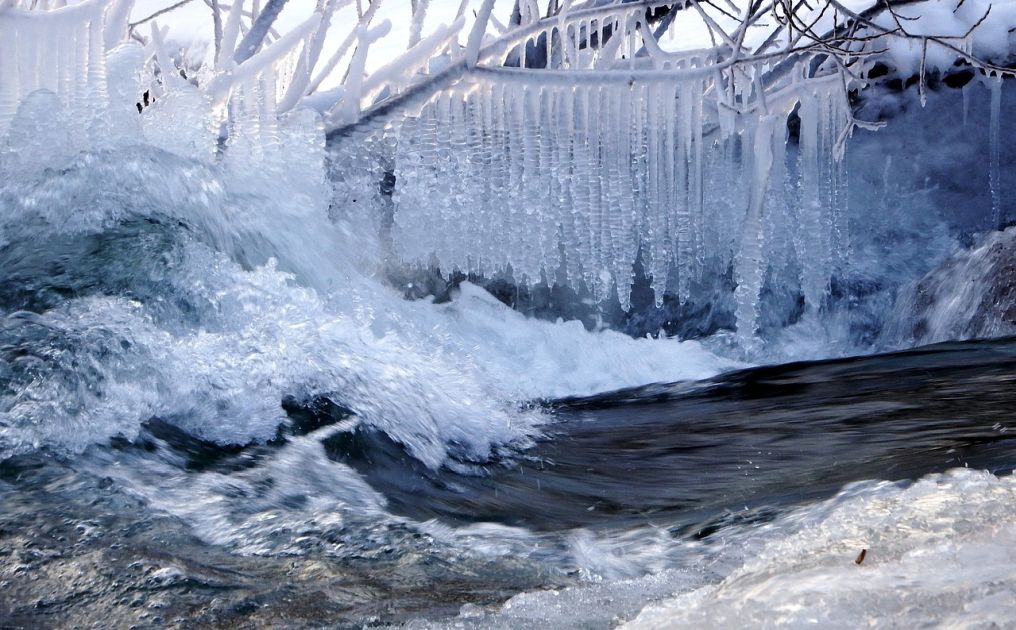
1, 136, 1016, 626
2, 30, 1016, 628
3, 338, 1016, 628
0, 128, 738, 628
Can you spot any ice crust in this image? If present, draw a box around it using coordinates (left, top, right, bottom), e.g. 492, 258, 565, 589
403, 469, 1016, 629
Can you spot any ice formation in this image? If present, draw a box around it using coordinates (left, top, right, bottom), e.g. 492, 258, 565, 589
0, 0, 1012, 350
394, 469, 1016, 629
0, 0, 743, 463
319, 0, 1013, 344
625, 469, 1016, 629
0, 0, 316, 172
0, 0, 129, 139
372, 2, 854, 343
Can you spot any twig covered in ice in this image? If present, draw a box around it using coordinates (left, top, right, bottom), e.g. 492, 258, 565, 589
233, 0, 288, 63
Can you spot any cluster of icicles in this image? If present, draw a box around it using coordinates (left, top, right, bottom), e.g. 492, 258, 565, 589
0, 0, 855, 341
386, 68, 851, 339
0, 0, 129, 134
0, 0, 324, 176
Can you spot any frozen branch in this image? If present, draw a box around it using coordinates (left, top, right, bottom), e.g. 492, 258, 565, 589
233, 0, 288, 63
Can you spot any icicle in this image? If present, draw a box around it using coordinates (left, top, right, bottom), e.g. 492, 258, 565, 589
614, 79, 636, 307
605, 83, 629, 307
734, 115, 778, 344
689, 76, 705, 292
508, 82, 528, 276
590, 85, 607, 298
962, 82, 970, 127
797, 86, 829, 313
550, 85, 570, 282
645, 82, 665, 300
567, 85, 587, 287
828, 86, 850, 273
84, 14, 111, 140
18, 18, 36, 96
516, 83, 538, 277
58, 20, 76, 104
259, 67, 281, 161
0, 26, 20, 132
675, 80, 695, 302
537, 86, 555, 269
473, 83, 495, 271
103, 0, 132, 50
765, 112, 791, 285
989, 75, 1002, 229
489, 80, 511, 270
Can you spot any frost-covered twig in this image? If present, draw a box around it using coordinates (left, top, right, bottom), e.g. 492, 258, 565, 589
306, 0, 382, 95
211, 0, 222, 60
233, 0, 288, 63
466, 0, 497, 67
129, 0, 197, 30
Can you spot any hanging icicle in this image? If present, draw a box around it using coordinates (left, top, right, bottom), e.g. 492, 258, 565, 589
391, 46, 852, 320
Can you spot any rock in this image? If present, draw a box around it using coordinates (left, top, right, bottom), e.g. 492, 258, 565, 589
885, 227, 1016, 346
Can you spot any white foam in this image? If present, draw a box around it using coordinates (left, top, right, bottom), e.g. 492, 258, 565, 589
0, 131, 735, 466
427, 282, 741, 400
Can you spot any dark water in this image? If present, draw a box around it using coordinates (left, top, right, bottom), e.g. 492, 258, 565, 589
357, 336, 1016, 533
3, 338, 1016, 628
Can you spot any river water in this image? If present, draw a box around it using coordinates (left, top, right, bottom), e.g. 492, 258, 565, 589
2, 72, 1015, 629
3, 336, 1015, 628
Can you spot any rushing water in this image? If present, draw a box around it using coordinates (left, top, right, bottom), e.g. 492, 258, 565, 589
2, 32, 1016, 627
3, 337, 1016, 628
2, 126, 1016, 627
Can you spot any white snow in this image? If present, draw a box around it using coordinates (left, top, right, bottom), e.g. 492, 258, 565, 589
626, 469, 1016, 629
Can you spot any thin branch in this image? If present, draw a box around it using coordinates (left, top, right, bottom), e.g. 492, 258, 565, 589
211, 0, 223, 60
128, 0, 197, 30
233, 0, 289, 63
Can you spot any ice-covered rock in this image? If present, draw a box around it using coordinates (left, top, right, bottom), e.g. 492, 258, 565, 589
885, 226, 1016, 346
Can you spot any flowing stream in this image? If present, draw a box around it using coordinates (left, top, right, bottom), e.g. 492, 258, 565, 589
2, 4, 1016, 627
3, 338, 1016, 628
